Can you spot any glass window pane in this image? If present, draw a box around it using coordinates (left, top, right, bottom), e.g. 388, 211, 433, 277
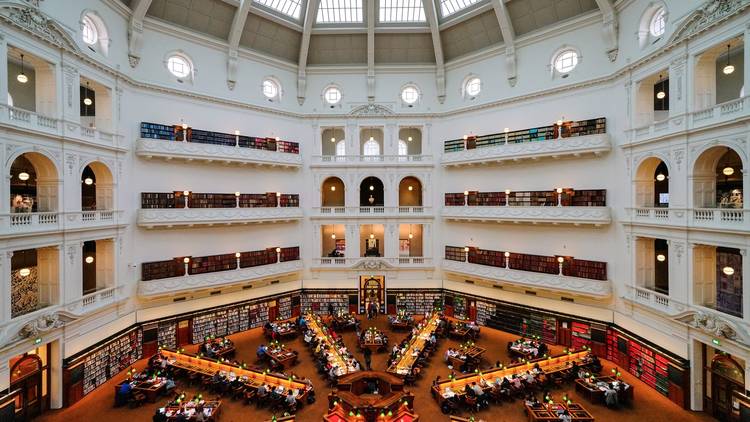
253, 0, 303, 19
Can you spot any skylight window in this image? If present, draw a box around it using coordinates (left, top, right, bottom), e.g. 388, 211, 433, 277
254, 0, 303, 19
439, 0, 480, 17
379, 0, 426, 23
317, 0, 363, 23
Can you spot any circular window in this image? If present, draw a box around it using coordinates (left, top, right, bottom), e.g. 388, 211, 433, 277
401, 86, 419, 104
465, 77, 481, 97
262, 79, 280, 99
649, 8, 666, 37
81, 16, 98, 45
554, 50, 578, 73
167, 55, 191, 79
324, 86, 342, 105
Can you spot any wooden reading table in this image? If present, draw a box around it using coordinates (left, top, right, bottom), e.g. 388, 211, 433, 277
159, 397, 221, 421
387, 313, 441, 376
114, 377, 167, 403
447, 344, 486, 371
525, 402, 594, 422
266, 344, 298, 369
574, 376, 633, 405
445, 316, 478, 340
264, 318, 298, 339
305, 314, 358, 376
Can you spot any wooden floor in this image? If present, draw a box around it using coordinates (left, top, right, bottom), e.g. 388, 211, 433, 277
38, 314, 716, 422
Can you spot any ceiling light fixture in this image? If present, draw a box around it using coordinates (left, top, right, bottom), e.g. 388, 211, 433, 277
408, 185, 413, 191
369, 185, 374, 191
723, 167, 735, 176
330, 185, 336, 191
656, 173, 666, 182
656, 254, 666, 262
84, 177, 93, 185
19, 268, 31, 277
407, 136, 413, 142
83, 81, 93, 106
656, 74, 666, 99
723, 44, 735, 75
331, 137, 336, 143
331, 233, 336, 239
723, 266, 735, 276
18, 172, 30, 181
17, 54, 28, 84
85, 256, 94, 264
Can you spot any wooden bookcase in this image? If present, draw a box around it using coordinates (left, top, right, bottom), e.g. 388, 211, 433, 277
142, 258, 185, 281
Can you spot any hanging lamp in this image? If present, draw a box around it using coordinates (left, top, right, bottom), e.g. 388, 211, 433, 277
17, 54, 28, 83
723, 44, 735, 75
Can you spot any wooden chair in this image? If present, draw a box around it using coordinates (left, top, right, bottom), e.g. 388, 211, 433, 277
128, 391, 146, 408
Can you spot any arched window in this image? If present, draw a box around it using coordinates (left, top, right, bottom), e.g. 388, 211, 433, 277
166, 54, 192, 80
80, 12, 109, 56
335, 140, 346, 156
363, 139, 380, 156
649, 7, 666, 37
398, 140, 408, 156
262, 78, 280, 100
81, 15, 98, 45
553, 49, 579, 73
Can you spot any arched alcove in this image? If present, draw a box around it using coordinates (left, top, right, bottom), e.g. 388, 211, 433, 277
360, 176, 384, 207
399, 176, 422, 207
634, 157, 669, 208
82, 161, 114, 211
321, 177, 345, 207
10, 152, 59, 213
692, 146, 743, 209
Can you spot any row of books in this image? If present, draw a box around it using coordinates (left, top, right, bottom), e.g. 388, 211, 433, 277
139, 122, 300, 154
446, 246, 608, 281
81, 328, 143, 396
442, 117, 606, 153
140, 192, 300, 209
444, 189, 606, 207
141, 246, 300, 281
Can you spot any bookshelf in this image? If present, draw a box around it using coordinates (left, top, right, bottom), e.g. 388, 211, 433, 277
445, 246, 466, 262
277, 296, 292, 320
443, 117, 606, 152
189, 193, 236, 208
248, 302, 270, 328
717, 247, 743, 318
280, 247, 300, 262
140, 122, 175, 140
301, 290, 352, 315
240, 249, 277, 268
142, 259, 185, 281
468, 248, 506, 267
157, 321, 177, 350
239, 193, 275, 208
444, 189, 606, 207
570, 190, 607, 206
475, 300, 496, 326
279, 194, 300, 207
570, 321, 591, 350
188, 253, 237, 275
566, 259, 608, 281
192, 309, 229, 342
392, 289, 443, 315
139, 122, 299, 154
444, 193, 465, 206
141, 192, 176, 208
81, 327, 142, 396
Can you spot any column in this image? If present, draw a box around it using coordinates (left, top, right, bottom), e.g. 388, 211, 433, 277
423, 223, 432, 259
744, 24, 750, 102
346, 121, 357, 156
37, 246, 60, 307
58, 62, 79, 122
311, 122, 320, 156
742, 249, 749, 323
1, 251, 11, 323
668, 240, 688, 303
689, 339, 704, 411
0, 34, 8, 107
668, 51, 688, 118
1, 174, 10, 215
347, 224, 360, 258
384, 123, 396, 156
64, 241, 83, 302
0, 360, 9, 393
385, 223, 398, 259
49, 339, 63, 409
95, 239, 114, 290
313, 223, 321, 259
423, 122, 432, 155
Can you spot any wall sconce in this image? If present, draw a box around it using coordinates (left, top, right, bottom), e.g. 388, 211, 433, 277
18, 172, 30, 181
723, 266, 735, 276
183, 257, 190, 263
723, 167, 734, 176
19, 268, 31, 277
85, 256, 94, 264
655, 173, 666, 182
656, 254, 666, 262
84, 177, 94, 185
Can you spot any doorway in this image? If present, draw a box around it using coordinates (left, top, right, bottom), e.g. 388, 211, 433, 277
707, 353, 745, 421
359, 275, 385, 315
9, 345, 50, 420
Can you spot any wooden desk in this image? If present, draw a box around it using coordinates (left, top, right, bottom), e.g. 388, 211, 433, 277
265, 318, 298, 339
160, 349, 309, 401
574, 376, 633, 405
445, 316, 478, 340
387, 313, 441, 376
161, 399, 221, 421
305, 314, 357, 376
509, 339, 544, 360
359, 329, 387, 352
525, 402, 594, 422
432, 351, 590, 405
115, 377, 167, 403
266, 345, 298, 369
324, 407, 418, 422
389, 316, 414, 331
447, 345, 485, 370
332, 314, 358, 331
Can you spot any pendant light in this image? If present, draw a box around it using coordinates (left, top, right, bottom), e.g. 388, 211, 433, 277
83, 81, 93, 106
369, 224, 375, 239
723, 167, 735, 176
723, 44, 735, 75
655, 74, 666, 99
17, 54, 28, 84
656, 173, 666, 182
408, 224, 413, 239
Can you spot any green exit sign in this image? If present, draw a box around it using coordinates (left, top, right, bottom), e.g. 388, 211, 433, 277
34, 338, 42, 345
712, 338, 721, 346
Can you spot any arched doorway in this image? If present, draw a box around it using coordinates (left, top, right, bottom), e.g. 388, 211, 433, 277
321, 177, 345, 207
398, 177, 422, 207
9, 152, 58, 213
359, 275, 385, 315
359, 177, 384, 207
634, 157, 669, 208
709, 354, 745, 420
9, 353, 46, 420
81, 161, 114, 211
692, 146, 743, 209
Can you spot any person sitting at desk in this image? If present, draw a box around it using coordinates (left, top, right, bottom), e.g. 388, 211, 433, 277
605, 383, 619, 408
257, 384, 269, 399
116, 381, 132, 406
257, 344, 268, 359
471, 382, 488, 406
464, 383, 475, 397
285, 389, 297, 407
559, 409, 572, 422
164, 376, 176, 393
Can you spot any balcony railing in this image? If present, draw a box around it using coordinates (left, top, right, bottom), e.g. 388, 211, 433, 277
138, 207, 304, 228
312, 206, 431, 218
626, 96, 749, 145
312, 257, 433, 268
626, 207, 749, 232
0, 210, 124, 236
138, 259, 303, 297
0, 104, 123, 149
136, 138, 303, 167
311, 154, 433, 166
442, 259, 611, 299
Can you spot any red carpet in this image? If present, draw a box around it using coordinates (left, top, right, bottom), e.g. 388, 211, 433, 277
38, 314, 716, 421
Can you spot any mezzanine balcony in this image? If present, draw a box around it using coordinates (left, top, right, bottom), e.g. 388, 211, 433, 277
0, 210, 124, 238
625, 207, 749, 233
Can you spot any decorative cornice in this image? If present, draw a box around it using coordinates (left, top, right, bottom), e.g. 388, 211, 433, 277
348, 103, 396, 117
442, 206, 611, 226
0, 4, 79, 52
674, 308, 750, 347
138, 260, 303, 297
442, 260, 611, 299
137, 207, 304, 228
135, 139, 303, 167
442, 134, 611, 167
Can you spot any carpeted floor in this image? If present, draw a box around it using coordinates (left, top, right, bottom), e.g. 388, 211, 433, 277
38, 314, 716, 422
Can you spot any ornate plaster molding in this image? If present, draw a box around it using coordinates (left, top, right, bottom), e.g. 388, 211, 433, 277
442, 259, 611, 299
442, 134, 611, 167
669, 0, 749, 44
135, 139, 303, 167
348, 104, 395, 117
350, 258, 395, 270
138, 260, 303, 297
0, 5, 79, 52
674, 309, 750, 347
442, 206, 611, 226
137, 207, 304, 228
